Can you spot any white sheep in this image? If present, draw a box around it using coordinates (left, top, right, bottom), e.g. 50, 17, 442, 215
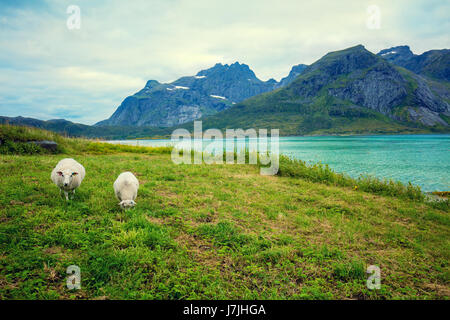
51, 158, 86, 200
113, 172, 139, 209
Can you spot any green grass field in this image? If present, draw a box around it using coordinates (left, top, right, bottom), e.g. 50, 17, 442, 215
0, 125, 449, 299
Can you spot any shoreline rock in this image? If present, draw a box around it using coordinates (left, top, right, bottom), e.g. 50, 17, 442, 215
27, 140, 58, 152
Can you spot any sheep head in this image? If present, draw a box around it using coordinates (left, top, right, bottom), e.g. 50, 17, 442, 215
56, 170, 79, 189
119, 200, 136, 210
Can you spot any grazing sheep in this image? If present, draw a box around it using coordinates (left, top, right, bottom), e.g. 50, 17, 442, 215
51, 158, 86, 200
113, 172, 139, 210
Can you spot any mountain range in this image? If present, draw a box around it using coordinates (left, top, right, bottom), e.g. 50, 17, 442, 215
2, 44, 449, 138
96, 62, 298, 127
193, 45, 449, 135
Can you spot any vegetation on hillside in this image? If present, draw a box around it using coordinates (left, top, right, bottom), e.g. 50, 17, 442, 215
195, 98, 425, 137
0, 124, 86, 155
194, 82, 448, 137
0, 124, 171, 155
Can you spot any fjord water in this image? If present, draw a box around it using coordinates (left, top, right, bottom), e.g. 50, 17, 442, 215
109, 135, 449, 192
279, 135, 449, 192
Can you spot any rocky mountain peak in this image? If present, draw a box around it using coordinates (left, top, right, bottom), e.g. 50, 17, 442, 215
377, 45, 415, 65
144, 80, 160, 89
301, 45, 381, 82
378, 46, 450, 81
196, 61, 257, 80
277, 64, 308, 87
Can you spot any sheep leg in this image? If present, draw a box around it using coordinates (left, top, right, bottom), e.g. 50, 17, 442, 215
64, 191, 69, 201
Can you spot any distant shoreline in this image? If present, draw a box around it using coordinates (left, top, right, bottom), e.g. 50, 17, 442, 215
122, 132, 450, 141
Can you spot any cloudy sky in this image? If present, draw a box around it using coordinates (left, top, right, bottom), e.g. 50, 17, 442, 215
0, 0, 448, 124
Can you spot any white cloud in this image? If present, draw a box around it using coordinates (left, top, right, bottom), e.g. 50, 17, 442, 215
0, 0, 448, 124
55, 67, 144, 91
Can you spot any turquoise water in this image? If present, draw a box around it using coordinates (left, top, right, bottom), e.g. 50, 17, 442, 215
108, 135, 450, 192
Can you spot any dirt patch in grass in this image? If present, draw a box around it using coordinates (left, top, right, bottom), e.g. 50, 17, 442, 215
145, 215, 166, 225
43, 247, 65, 255
423, 283, 450, 298
174, 232, 232, 276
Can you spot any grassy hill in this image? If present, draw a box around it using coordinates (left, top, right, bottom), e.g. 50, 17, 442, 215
195, 91, 423, 136
0, 126, 449, 299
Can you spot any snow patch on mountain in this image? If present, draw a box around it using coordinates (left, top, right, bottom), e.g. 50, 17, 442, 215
210, 95, 227, 100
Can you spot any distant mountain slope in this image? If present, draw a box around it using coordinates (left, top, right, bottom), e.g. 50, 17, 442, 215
377, 46, 450, 81
97, 62, 279, 127
0, 116, 170, 140
276, 64, 308, 87
197, 45, 449, 135
0, 116, 91, 136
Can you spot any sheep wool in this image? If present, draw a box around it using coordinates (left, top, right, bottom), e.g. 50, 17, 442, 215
51, 158, 86, 200
113, 172, 139, 210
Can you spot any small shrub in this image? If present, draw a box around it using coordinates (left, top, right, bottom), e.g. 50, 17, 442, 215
332, 260, 366, 280
0, 140, 44, 155
197, 221, 251, 248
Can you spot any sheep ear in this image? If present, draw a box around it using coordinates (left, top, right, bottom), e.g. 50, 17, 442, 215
57, 171, 63, 176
